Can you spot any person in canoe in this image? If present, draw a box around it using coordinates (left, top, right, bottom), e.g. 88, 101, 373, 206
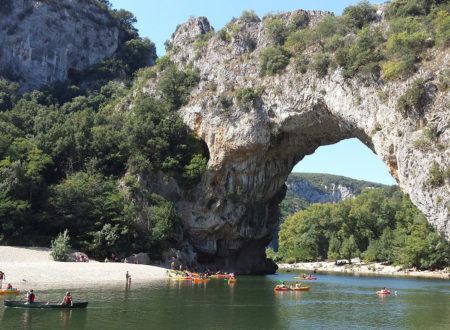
377, 287, 391, 295
61, 292, 73, 306
26, 289, 35, 303
6, 283, 13, 290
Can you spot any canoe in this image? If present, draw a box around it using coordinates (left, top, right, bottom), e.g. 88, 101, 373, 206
192, 278, 209, 283
291, 287, 310, 291
274, 286, 309, 292
0, 289, 20, 295
171, 277, 193, 281
293, 276, 317, 280
4, 300, 88, 309
209, 274, 234, 279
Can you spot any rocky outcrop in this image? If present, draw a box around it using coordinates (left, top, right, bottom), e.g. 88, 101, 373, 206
286, 173, 386, 204
143, 11, 449, 273
0, 0, 131, 91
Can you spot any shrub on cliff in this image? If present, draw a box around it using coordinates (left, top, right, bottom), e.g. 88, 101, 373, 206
312, 53, 331, 78
428, 162, 446, 187
260, 47, 290, 75
342, 0, 377, 30
156, 65, 199, 110
396, 79, 428, 117
235, 87, 264, 107
51, 230, 71, 262
264, 16, 288, 45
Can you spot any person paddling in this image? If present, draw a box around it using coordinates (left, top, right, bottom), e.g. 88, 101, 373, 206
26, 289, 35, 303
61, 292, 73, 306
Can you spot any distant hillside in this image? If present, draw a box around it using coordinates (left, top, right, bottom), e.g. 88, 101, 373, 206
280, 173, 392, 219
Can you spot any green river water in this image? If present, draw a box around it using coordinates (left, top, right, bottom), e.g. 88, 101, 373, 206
0, 272, 449, 329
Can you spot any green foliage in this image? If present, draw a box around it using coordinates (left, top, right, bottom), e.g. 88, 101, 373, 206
312, 53, 331, 78
266, 247, 282, 262
386, 0, 446, 18
428, 162, 446, 187
193, 32, 213, 50
218, 29, 231, 42
50, 230, 71, 261
235, 87, 263, 106
120, 38, 156, 74
156, 65, 199, 110
0, 80, 19, 112
259, 47, 290, 75
264, 16, 288, 44
384, 30, 428, 78
240, 10, 260, 23
340, 27, 384, 78
0, 55, 208, 260
396, 79, 428, 118
150, 197, 181, 242
278, 187, 450, 270
433, 9, 450, 47
342, 1, 377, 29
183, 153, 208, 184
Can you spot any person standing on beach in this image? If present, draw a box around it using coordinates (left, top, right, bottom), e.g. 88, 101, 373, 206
126, 271, 131, 287
0, 271, 5, 289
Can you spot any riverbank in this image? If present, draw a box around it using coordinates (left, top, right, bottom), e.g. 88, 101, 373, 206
278, 261, 450, 279
0, 247, 168, 290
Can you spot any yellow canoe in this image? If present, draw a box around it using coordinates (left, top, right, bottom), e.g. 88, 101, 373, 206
0, 289, 20, 295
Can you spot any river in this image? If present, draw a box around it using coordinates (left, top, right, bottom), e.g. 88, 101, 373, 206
0, 272, 449, 329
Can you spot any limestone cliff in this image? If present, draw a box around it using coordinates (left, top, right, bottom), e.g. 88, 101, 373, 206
286, 173, 387, 205
0, 0, 144, 91
142, 10, 449, 273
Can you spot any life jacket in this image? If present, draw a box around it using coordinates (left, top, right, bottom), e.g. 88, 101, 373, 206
28, 293, 35, 302
63, 295, 72, 305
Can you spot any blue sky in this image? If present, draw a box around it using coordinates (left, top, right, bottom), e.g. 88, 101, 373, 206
110, 0, 395, 185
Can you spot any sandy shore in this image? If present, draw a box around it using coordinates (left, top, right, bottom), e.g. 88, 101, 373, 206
278, 261, 450, 279
0, 247, 168, 290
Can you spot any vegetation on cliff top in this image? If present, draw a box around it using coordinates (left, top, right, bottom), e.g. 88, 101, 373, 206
259, 0, 449, 81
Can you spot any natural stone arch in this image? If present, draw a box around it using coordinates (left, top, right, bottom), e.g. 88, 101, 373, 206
145, 13, 449, 273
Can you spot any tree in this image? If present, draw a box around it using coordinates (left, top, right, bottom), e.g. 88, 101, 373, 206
340, 235, 360, 263
51, 230, 71, 261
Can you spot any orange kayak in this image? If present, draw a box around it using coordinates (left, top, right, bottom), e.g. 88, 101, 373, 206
192, 278, 209, 283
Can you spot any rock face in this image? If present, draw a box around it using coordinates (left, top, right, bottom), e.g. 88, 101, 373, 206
286, 173, 386, 204
148, 12, 449, 273
0, 0, 123, 91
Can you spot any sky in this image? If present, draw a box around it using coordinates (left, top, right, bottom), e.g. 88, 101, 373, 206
109, 0, 396, 185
